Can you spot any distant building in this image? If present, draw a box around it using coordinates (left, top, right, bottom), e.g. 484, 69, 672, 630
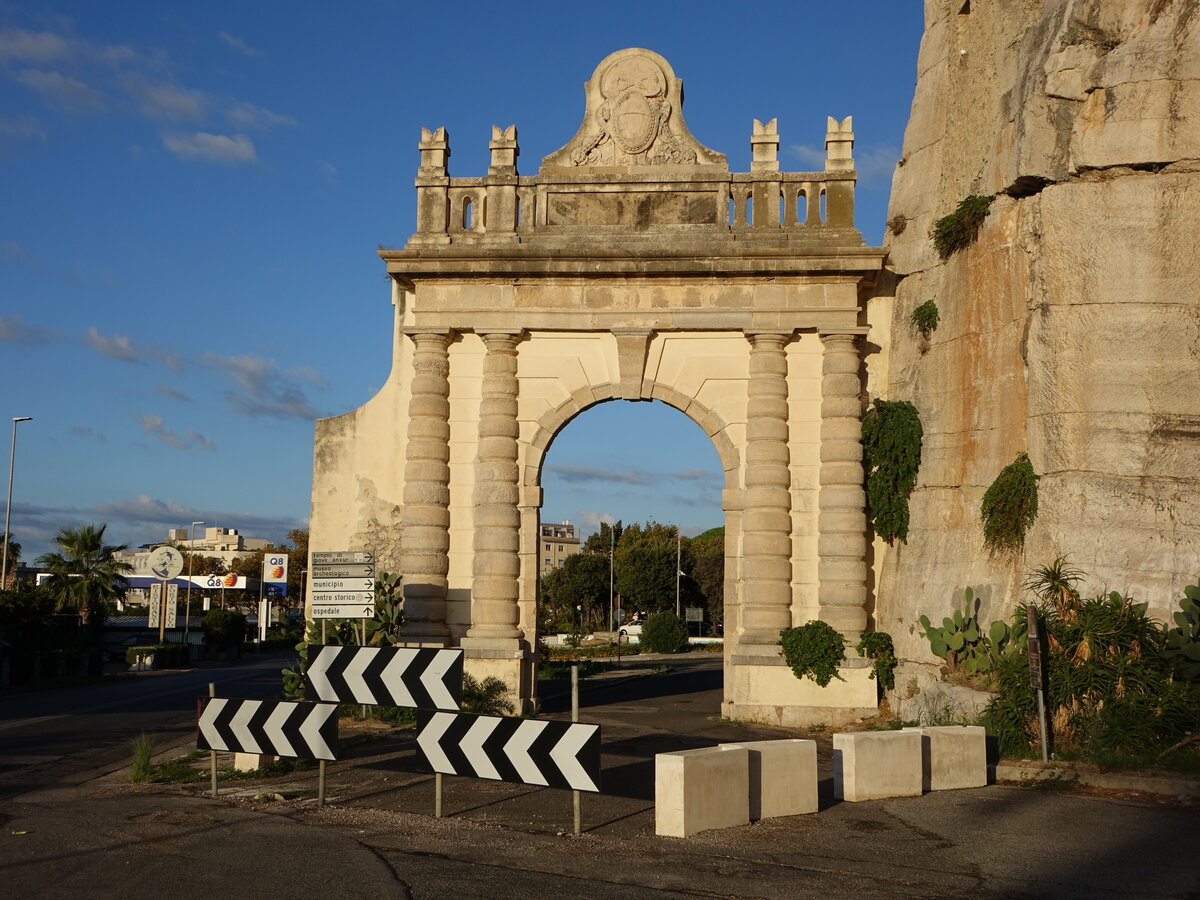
539, 521, 581, 574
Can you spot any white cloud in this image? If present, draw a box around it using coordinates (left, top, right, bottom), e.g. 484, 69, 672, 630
0, 314, 59, 344
0, 28, 71, 63
226, 101, 296, 130
201, 352, 325, 420
0, 113, 47, 144
84, 326, 141, 362
132, 415, 215, 452
153, 384, 191, 403
121, 73, 206, 120
17, 68, 106, 113
318, 160, 338, 181
163, 131, 257, 164
218, 31, 259, 57
573, 511, 616, 535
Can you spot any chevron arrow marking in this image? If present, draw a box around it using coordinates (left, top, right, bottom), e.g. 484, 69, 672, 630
342, 646, 379, 705
380, 648, 420, 706
305, 645, 463, 710
420, 649, 462, 711
415, 711, 601, 792
417, 711, 457, 774
197, 698, 338, 761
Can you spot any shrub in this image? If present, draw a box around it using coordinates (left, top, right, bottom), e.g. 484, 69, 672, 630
931, 194, 991, 258
1165, 584, 1200, 680
887, 213, 908, 236
862, 399, 923, 545
855, 631, 898, 692
910, 300, 940, 337
980, 452, 1039, 555
640, 612, 690, 654
462, 673, 515, 716
129, 733, 154, 783
780, 621, 846, 687
984, 569, 1200, 763
202, 608, 247, 651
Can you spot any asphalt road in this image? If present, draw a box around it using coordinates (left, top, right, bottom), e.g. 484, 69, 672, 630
1, 653, 1198, 899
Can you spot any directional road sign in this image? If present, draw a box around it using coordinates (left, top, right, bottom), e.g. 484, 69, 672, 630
310, 603, 375, 619
311, 563, 375, 579
416, 710, 601, 793
307, 645, 463, 710
312, 550, 375, 565
311, 578, 374, 592
197, 698, 337, 761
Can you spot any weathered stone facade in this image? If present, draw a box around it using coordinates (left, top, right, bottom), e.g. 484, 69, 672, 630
310, 48, 883, 722
874, 0, 1200, 671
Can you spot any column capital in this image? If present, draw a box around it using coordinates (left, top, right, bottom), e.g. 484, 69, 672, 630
478, 330, 525, 349
402, 327, 454, 340
743, 330, 795, 348
818, 327, 870, 342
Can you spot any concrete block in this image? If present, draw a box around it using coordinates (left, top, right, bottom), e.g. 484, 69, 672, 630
655, 746, 750, 838
233, 752, 278, 772
719, 739, 818, 819
904, 725, 987, 791
832, 731, 922, 802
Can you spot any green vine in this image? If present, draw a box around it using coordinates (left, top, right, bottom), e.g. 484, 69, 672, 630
931, 195, 991, 258
911, 300, 940, 337
980, 452, 1039, 555
862, 399, 924, 545
780, 621, 846, 687
855, 631, 897, 692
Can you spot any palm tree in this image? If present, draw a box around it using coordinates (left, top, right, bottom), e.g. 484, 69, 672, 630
1, 531, 20, 587
37, 523, 133, 624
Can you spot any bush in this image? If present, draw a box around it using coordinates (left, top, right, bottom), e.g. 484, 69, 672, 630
640, 612, 690, 654
202, 608, 247, 651
910, 299, 940, 337
862, 399, 923, 545
984, 570, 1200, 763
780, 621, 846, 687
931, 194, 991, 258
980, 452, 1039, 555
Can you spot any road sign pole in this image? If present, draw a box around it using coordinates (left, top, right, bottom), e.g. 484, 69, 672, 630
208, 682, 218, 799
435, 772, 443, 818
158, 578, 167, 644
1028, 603, 1050, 763
318, 760, 327, 807
572, 662, 581, 837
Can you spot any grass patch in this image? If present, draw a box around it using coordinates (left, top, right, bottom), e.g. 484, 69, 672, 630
931, 194, 991, 258
128, 734, 154, 783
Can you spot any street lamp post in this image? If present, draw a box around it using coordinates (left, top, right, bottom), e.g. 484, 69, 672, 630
185, 520, 204, 638
2, 417, 32, 590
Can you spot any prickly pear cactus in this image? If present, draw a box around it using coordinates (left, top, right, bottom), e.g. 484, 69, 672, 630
918, 587, 1010, 674
1164, 584, 1200, 680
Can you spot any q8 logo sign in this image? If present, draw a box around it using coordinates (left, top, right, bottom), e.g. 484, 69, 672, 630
263, 554, 289, 598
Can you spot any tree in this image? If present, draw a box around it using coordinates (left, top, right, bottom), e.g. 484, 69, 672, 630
179, 550, 228, 577
1, 531, 20, 588
689, 527, 725, 625
582, 520, 623, 554
614, 522, 701, 614
541, 551, 610, 630
37, 523, 133, 625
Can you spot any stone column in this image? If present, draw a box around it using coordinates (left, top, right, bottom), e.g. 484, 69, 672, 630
464, 332, 523, 647
738, 332, 795, 652
818, 332, 868, 638
399, 329, 453, 643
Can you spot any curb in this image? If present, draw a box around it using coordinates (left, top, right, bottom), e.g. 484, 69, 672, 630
994, 761, 1200, 798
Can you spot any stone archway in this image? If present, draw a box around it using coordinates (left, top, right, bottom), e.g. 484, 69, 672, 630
309, 48, 886, 724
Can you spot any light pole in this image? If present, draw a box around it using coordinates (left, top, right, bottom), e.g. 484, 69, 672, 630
185, 520, 204, 638
608, 524, 615, 631
2, 416, 32, 590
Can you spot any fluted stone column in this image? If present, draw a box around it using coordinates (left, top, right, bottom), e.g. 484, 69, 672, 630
739, 332, 795, 652
818, 332, 868, 638
464, 332, 523, 647
399, 329, 452, 642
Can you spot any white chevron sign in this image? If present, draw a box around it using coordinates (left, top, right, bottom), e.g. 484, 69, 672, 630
197, 698, 337, 761
416, 710, 601, 793
305, 645, 463, 710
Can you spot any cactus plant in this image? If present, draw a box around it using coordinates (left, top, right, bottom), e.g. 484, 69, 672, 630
918, 587, 1010, 674
1164, 584, 1200, 680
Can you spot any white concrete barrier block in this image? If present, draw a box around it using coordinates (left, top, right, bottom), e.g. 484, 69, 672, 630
233, 752, 278, 772
719, 739, 818, 819
904, 725, 987, 791
832, 731, 922, 802
655, 746, 750, 838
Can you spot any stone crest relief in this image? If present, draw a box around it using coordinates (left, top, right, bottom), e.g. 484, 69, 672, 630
542, 48, 727, 171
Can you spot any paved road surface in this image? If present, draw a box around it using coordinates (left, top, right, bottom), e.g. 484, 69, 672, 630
1, 653, 1197, 899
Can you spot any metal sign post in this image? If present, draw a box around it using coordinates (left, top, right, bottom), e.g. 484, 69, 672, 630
208, 682, 218, 798
572, 662, 581, 837
1028, 604, 1049, 763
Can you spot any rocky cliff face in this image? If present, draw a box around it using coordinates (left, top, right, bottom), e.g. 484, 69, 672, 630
877, 0, 1200, 660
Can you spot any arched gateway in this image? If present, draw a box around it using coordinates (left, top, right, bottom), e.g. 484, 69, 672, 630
309, 49, 886, 726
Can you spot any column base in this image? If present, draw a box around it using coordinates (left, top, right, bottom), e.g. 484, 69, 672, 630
461, 643, 534, 716
723, 657, 878, 728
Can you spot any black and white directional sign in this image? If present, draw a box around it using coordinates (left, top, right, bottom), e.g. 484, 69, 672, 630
197, 697, 337, 761
416, 710, 601, 793
308, 548, 377, 618
312, 550, 375, 565
306, 645, 463, 711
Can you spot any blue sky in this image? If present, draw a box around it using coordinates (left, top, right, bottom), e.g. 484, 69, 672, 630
1, 1, 924, 560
